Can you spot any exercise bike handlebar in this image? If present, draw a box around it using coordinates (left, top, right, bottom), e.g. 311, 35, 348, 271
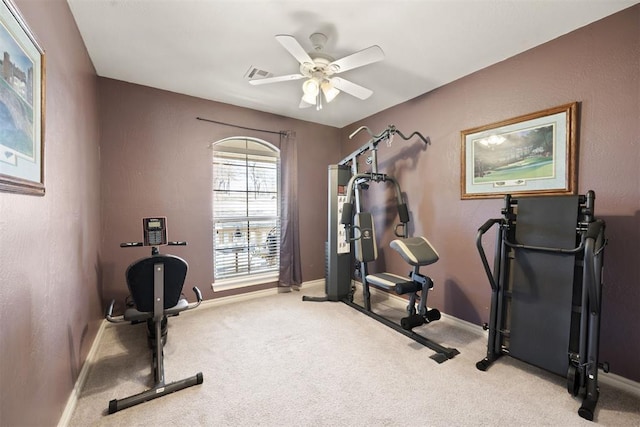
120, 242, 143, 247
119, 241, 187, 247
105, 299, 116, 321
188, 286, 203, 310
105, 285, 204, 323
105, 299, 126, 323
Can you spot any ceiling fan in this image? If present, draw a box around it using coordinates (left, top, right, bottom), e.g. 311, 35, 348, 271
249, 33, 384, 110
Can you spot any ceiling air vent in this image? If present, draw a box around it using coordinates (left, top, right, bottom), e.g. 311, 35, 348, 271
245, 66, 272, 80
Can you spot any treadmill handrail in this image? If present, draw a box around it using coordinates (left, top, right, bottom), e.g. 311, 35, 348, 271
583, 220, 606, 312
476, 218, 502, 291
503, 235, 585, 254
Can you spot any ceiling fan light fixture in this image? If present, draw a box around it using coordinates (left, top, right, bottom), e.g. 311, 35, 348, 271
299, 97, 314, 108
321, 80, 340, 103
302, 78, 319, 96
301, 91, 317, 106
302, 78, 320, 105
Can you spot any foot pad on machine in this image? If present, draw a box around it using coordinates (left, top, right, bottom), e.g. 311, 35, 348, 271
401, 309, 440, 330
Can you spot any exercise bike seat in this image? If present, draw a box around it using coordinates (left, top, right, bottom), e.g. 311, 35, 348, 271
390, 236, 439, 266
124, 299, 189, 322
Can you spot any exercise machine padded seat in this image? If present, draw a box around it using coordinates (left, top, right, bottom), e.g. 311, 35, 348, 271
367, 236, 439, 290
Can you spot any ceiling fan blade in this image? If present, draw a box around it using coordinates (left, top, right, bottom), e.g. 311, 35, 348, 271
330, 77, 373, 100
249, 73, 305, 85
275, 34, 314, 65
329, 45, 384, 74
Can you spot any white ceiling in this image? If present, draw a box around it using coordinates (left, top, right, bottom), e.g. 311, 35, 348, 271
67, 0, 638, 129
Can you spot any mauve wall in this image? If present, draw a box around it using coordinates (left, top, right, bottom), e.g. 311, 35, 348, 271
1, 3, 637, 425
0, 0, 101, 425
340, 5, 639, 381
98, 78, 339, 305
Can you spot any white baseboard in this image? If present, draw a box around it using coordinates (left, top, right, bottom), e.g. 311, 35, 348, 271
198, 278, 326, 309
199, 286, 283, 309
57, 320, 108, 427
300, 278, 325, 290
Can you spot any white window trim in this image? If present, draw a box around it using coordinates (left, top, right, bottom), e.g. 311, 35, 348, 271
212, 271, 279, 291
212, 137, 281, 290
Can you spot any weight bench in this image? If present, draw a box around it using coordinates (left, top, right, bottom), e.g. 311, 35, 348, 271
105, 254, 204, 414
476, 191, 606, 421
349, 212, 459, 362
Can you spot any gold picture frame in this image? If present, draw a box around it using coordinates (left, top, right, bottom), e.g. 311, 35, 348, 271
461, 102, 577, 199
0, 0, 45, 195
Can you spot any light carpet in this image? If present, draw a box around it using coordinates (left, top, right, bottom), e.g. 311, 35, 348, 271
67, 285, 640, 426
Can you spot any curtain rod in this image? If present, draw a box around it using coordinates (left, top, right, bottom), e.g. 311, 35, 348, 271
196, 116, 288, 136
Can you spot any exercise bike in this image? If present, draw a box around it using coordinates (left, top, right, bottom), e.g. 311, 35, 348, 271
105, 217, 203, 414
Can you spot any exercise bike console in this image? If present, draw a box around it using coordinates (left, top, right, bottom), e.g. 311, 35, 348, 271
143, 217, 167, 246
120, 217, 187, 253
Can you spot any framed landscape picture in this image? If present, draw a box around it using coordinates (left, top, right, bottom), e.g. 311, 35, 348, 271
0, 0, 45, 195
461, 102, 577, 199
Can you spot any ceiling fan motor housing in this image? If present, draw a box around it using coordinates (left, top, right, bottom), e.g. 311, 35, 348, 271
299, 57, 337, 79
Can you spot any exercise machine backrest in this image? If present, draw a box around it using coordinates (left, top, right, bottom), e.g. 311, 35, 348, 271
354, 213, 377, 263
126, 254, 187, 313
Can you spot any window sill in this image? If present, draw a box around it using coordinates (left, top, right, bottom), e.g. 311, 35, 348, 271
212, 272, 279, 291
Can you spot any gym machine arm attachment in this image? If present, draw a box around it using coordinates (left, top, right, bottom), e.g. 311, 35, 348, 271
339, 124, 428, 241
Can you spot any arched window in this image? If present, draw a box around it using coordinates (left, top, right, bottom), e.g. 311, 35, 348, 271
212, 137, 280, 288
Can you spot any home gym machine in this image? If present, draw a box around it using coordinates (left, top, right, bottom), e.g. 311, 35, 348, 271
304, 125, 459, 363
475, 191, 607, 421
105, 217, 203, 414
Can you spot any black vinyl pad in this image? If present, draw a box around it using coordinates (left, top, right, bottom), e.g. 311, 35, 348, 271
509, 195, 579, 376
126, 254, 188, 313
354, 213, 377, 263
